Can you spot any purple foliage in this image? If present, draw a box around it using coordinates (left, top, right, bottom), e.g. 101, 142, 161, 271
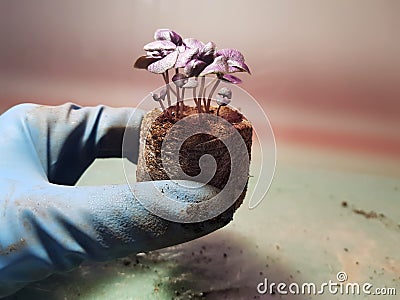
134, 28, 250, 81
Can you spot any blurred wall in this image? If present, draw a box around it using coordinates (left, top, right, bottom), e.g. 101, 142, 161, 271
0, 0, 399, 157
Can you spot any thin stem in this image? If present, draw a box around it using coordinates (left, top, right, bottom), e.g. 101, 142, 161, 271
199, 77, 207, 111
163, 71, 172, 107
202, 87, 207, 112
193, 77, 201, 113
198, 76, 206, 113
169, 84, 177, 97
206, 78, 220, 112
180, 87, 185, 115
181, 87, 186, 100
176, 85, 180, 103
198, 76, 205, 99
204, 77, 218, 90
193, 87, 197, 105
193, 87, 197, 104
159, 100, 166, 112
217, 105, 221, 116
193, 87, 202, 113
198, 100, 202, 113
175, 85, 180, 116
176, 101, 180, 116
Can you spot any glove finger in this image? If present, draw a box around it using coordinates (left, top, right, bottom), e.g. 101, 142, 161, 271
23, 103, 144, 185
6, 181, 232, 271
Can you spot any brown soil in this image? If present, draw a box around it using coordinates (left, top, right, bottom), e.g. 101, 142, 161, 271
353, 209, 383, 219
136, 105, 252, 214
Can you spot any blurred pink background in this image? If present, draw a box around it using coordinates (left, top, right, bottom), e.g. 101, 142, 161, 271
1, 0, 399, 161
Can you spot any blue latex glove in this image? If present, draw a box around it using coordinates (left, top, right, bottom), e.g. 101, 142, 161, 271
0, 103, 233, 297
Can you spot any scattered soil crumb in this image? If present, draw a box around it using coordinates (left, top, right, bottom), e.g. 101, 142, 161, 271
122, 258, 131, 266
353, 209, 378, 219
0, 238, 26, 256
345, 205, 400, 233
341, 201, 348, 207
344, 248, 349, 252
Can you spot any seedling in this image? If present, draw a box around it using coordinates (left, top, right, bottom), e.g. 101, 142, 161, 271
216, 87, 232, 116
134, 29, 250, 117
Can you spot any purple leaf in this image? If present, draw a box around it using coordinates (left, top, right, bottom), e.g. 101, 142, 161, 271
221, 74, 242, 84
159, 88, 167, 100
216, 48, 250, 74
148, 51, 178, 74
217, 87, 232, 99
198, 41, 216, 64
184, 59, 207, 77
216, 95, 231, 106
228, 61, 251, 74
145, 50, 164, 58
202, 42, 216, 53
151, 92, 160, 101
199, 56, 228, 76
216, 48, 244, 61
144, 40, 177, 51
227, 66, 241, 73
175, 47, 198, 68
172, 73, 188, 87
183, 38, 204, 50
154, 29, 183, 45
134, 56, 158, 69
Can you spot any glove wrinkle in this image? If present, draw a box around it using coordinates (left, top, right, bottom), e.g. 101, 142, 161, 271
46, 104, 103, 185
55, 215, 109, 260
25, 212, 85, 272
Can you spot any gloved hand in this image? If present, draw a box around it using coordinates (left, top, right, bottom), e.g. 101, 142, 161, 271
0, 103, 233, 297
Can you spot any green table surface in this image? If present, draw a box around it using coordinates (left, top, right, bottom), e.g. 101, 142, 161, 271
6, 143, 400, 300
